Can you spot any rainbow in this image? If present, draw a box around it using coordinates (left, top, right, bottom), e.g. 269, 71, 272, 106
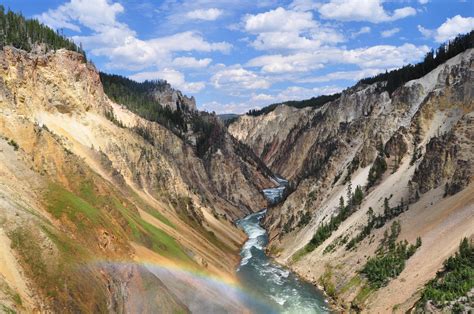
85, 258, 278, 313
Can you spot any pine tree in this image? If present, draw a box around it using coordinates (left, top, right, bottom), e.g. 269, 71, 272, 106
339, 196, 345, 213
346, 180, 353, 207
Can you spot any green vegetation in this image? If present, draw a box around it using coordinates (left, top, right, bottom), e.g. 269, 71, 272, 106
46, 183, 102, 230
367, 152, 387, 190
0, 6, 85, 56
340, 275, 363, 295
410, 116, 423, 166
294, 184, 364, 259
46, 179, 190, 264
246, 32, 473, 118
111, 197, 192, 264
104, 110, 126, 128
323, 234, 349, 254
99, 73, 188, 135
100, 73, 227, 158
247, 93, 340, 116
343, 156, 360, 184
131, 194, 175, 229
361, 221, 421, 288
319, 266, 336, 298
1, 304, 16, 314
191, 114, 225, 158
359, 31, 474, 95
9, 226, 109, 312
6, 138, 19, 151
12, 293, 22, 306
351, 284, 374, 311
346, 197, 409, 250
297, 211, 312, 228
417, 238, 474, 309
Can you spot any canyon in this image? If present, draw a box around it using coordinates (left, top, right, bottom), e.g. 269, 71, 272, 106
0, 10, 473, 313
229, 48, 474, 312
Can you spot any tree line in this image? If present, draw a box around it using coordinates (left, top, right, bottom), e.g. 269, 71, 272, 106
0, 6, 85, 57
246, 31, 473, 118
99, 72, 188, 135
417, 237, 473, 311
361, 221, 422, 288
247, 93, 341, 117
359, 30, 474, 95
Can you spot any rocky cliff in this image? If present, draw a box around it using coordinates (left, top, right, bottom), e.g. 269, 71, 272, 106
229, 49, 474, 312
151, 80, 197, 111
0, 46, 272, 313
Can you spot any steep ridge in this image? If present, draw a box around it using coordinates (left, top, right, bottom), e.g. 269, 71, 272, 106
229, 48, 474, 311
0, 46, 273, 312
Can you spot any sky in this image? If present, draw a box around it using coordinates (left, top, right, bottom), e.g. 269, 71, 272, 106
4, 0, 474, 113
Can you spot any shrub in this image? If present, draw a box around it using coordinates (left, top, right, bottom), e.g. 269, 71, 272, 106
417, 238, 474, 308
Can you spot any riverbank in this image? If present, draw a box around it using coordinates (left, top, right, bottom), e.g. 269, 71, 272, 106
235, 180, 331, 313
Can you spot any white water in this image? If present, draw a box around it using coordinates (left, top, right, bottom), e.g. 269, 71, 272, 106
236, 179, 331, 313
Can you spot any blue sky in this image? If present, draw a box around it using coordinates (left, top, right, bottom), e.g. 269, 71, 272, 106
4, 0, 474, 113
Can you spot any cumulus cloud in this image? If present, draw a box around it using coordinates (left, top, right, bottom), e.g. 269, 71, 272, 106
319, 0, 416, 23
297, 68, 387, 83
250, 30, 343, 51
200, 101, 260, 114
272, 85, 342, 102
37, 0, 230, 71
418, 15, 474, 43
244, 7, 316, 33
243, 7, 344, 51
84, 31, 230, 71
211, 65, 271, 90
185, 8, 223, 21
172, 57, 212, 68
351, 26, 371, 38
247, 43, 429, 74
36, 0, 125, 32
129, 68, 205, 93
247, 53, 324, 73
381, 28, 400, 38
202, 84, 342, 114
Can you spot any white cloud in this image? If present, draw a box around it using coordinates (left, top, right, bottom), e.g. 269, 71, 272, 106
244, 7, 316, 33
319, 0, 416, 23
297, 68, 387, 83
417, 25, 433, 38
274, 85, 342, 101
418, 15, 474, 43
185, 8, 223, 21
80, 31, 230, 70
172, 57, 212, 68
381, 28, 401, 38
351, 26, 371, 38
201, 101, 260, 114
129, 68, 205, 93
211, 65, 271, 90
418, 0, 429, 4
247, 53, 324, 73
243, 7, 344, 51
37, 0, 230, 72
36, 0, 125, 32
250, 93, 275, 102
208, 85, 341, 113
247, 44, 429, 74
288, 0, 321, 12
250, 30, 343, 51
202, 85, 342, 114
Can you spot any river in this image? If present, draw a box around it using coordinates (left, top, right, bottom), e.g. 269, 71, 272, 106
236, 178, 331, 313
